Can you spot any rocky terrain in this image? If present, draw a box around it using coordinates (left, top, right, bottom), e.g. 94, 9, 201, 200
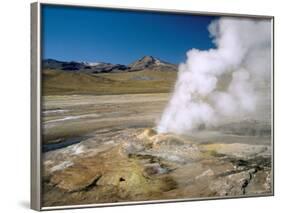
43, 127, 272, 207
43, 56, 177, 73
42, 56, 177, 96
41, 56, 272, 207
42, 94, 272, 207
129, 56, 177, 72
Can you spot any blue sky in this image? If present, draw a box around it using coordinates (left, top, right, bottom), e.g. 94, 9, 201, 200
42, 5, 217, 64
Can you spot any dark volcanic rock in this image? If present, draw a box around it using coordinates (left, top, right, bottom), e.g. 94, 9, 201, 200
43, 59, 65, 69
88, 63, 128, 73
43, 56, 178, 74
61, 61, 84, 71
42, 59, 129, 73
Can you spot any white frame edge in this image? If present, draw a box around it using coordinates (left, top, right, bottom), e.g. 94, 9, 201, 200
30, 1, 274, 211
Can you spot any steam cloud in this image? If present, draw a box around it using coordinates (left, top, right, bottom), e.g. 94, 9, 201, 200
157, 17, 271, 134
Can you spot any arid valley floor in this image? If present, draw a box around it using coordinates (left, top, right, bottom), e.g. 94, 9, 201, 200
42, 93, 272, 207
41, 57, 272, 207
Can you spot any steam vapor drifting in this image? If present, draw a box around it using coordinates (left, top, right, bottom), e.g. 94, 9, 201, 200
157, 17, 271, 134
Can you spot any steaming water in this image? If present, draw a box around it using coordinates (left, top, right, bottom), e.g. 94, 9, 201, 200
157, 17, 272, 135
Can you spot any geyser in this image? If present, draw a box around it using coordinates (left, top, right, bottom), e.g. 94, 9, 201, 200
157, 17, 271, 134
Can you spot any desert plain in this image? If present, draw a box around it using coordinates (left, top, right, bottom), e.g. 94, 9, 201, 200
41, 57, 272, 207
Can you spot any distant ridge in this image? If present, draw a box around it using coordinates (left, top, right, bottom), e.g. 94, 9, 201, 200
129, 56, 177, 71
43, 56, 178, 73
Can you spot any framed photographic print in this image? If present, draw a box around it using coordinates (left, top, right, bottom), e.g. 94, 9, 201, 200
31, 1, 274, 211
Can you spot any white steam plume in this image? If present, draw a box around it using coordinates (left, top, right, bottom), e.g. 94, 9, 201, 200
157, 17, 271, 134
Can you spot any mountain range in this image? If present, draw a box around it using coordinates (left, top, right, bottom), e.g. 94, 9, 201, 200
43, 56, 178, 73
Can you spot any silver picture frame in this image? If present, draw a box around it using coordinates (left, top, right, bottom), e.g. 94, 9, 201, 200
31, 1, 274, 211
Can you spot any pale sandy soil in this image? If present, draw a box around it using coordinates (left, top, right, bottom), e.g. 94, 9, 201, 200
42, 93, 170, 142
42, 93, 272, 207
